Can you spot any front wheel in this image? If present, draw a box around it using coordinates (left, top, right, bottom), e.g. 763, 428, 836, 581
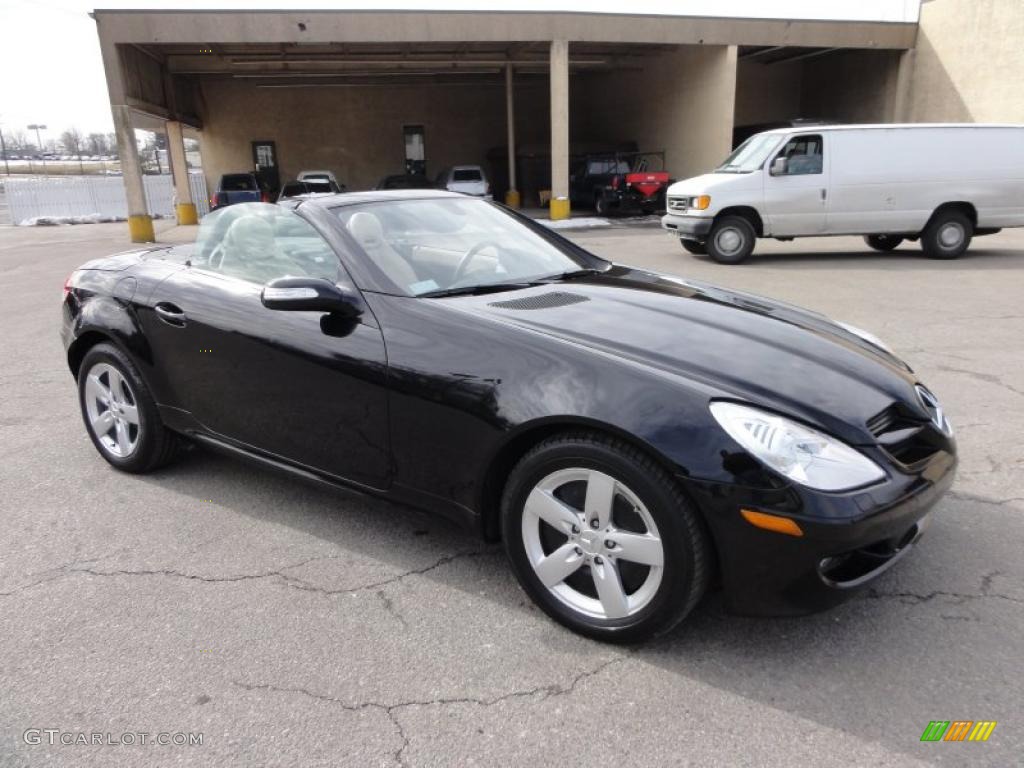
680, 239, 707, 255
864, 234, 904, 252
78, 343, 181, 473
594, 194, 611, 216
502, 433, 711, 643
707, 215, 756, 264
921, 210, 973, 259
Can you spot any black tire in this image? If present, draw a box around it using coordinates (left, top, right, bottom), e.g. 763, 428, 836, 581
680, 239, 707, 255
921, 209, 973, 259
706, 215, 756, 265
501, 432, 711, 643
77, 342, 181, 473
594, 194, 610, 216
864, 234, 904, 252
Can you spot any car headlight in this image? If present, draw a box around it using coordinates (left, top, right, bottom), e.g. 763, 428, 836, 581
710, 402, 886, 491
834, 320, 894, 356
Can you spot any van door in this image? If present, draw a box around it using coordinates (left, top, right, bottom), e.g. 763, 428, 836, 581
762, 133, 828, 236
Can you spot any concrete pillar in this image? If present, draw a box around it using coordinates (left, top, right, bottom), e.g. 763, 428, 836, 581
549, 39, 570, 220
166, 120, 198, 225
111, 105, 154, 243
891, 48, 915, 123
504, 64, 520, 208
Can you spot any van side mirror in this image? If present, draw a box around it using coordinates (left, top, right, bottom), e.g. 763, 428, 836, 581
770, 157, 788, 176
261, 277, 362, 319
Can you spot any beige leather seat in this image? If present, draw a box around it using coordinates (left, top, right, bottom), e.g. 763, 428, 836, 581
218, 215, 297, 284
346, 211, 418, 288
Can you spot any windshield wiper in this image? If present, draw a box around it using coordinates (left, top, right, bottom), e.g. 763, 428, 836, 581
419, 281, 539, 298
538, 267, 605, 282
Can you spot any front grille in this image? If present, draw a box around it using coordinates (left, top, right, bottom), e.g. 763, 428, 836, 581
667, 197, 688, 213
488, 292, 589, 311
867, 403, 942, 469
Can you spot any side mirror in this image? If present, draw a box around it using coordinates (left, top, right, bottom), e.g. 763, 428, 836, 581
261, 277, 362, 319
770, 156, 788, 176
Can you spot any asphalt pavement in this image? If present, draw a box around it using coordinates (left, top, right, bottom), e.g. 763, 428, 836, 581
1, 219, 1021, 767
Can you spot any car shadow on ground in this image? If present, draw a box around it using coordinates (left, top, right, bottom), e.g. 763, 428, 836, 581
131, 443, 1020, 766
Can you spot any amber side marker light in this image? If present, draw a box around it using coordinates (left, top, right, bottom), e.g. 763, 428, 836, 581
740, 509, 804, 537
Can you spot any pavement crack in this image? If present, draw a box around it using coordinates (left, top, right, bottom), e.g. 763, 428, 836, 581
934, 363, 1024, 398
864, 570, 1022, 606
0, 551, 122, 596
231, 655, 627, 764
949, 490, 1024, 507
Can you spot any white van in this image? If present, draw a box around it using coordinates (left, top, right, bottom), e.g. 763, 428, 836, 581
661, 124, 1024, 264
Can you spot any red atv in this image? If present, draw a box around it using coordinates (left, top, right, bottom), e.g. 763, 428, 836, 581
569, 151, 670, 216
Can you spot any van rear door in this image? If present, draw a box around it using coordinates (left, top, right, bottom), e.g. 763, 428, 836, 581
763, 133, 828, 236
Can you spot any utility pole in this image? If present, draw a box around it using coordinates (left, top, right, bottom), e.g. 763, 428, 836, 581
28, 124, 47, 174
0, 122, 9, 175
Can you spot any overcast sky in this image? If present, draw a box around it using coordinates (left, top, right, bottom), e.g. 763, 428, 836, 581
0, 0, 921, 138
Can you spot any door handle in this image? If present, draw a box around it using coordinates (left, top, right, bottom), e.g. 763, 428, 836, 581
154, 302, 187, 327
821, 188, 827, 201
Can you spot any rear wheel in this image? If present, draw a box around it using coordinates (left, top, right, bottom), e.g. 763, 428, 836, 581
680, 239, 707, 255
921, 210, 973, 259
78, 343, 181, 473
864, 234, 904, 252
595, 193, 610, 216
502, 433, 710, 643
707, 215, 756, 265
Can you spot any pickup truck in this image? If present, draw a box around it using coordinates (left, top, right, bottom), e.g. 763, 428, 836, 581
569, 151, 670, 216
210, 173, 266, 210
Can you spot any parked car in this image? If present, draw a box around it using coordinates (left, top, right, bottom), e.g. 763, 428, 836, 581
278, 178, 341, 201
662, 124, 1024, 264
62, 192, 956, 642
435, 165, 491, 198
374, 173, 437, 191
570, 151, 670, 216
210, 173, 266, 210
297, 169, 345, 190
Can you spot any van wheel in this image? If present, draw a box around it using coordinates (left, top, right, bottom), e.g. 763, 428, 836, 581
921, 210, 973, 259
680, 239, 707, 255
865, 235, 903, 252
707, 216, 756, 264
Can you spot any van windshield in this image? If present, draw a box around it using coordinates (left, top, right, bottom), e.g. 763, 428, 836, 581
716, 133, 781, 173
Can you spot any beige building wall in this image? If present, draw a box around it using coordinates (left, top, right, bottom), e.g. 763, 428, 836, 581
800, 50, 903, 123
905, 0, 1024, 122
197, 77, 550, 192
577, 45, 738, 180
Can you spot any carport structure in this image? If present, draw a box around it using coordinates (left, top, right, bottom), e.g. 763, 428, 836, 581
92, 6, 918, 241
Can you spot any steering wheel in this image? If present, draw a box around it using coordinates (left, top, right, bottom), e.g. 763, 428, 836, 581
451, 240, 504, 285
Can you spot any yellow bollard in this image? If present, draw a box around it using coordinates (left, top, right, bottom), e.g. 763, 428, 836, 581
549, 196, 570, 221
175, 203, 199, 226
127, 214, 156, 243
504, 189, 521, 209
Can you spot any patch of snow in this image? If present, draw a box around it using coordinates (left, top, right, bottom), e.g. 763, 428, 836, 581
18, 213, 169, 226
536, 217, 612, 230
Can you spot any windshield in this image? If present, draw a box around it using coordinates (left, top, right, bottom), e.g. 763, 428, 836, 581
334, 197, 600, 296
716, 133, 782, 173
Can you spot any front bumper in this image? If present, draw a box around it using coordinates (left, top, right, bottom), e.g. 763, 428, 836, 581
681, 450, 957, 616
661, 213, 712, 239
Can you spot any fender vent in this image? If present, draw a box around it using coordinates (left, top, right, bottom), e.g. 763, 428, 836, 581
488, 292, 589, 310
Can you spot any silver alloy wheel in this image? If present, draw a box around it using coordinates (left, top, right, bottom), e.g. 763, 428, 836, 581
714, 226, 744, 257
521, 468, 665, 620
938, 221, 965, 250
83, 362, 141, 458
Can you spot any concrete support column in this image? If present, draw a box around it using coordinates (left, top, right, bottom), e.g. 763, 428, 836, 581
549, 39, 570, 220
891, 48, 915, 122
111, 105, 154, 243
504, 64, 520, 208
166, 120, 198, 225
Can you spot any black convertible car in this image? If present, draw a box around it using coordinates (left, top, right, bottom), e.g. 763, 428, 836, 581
61, 192, 956, 642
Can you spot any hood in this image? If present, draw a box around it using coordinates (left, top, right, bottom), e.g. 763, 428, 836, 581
451, 267, 924, 446
667, 171, 761, 197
